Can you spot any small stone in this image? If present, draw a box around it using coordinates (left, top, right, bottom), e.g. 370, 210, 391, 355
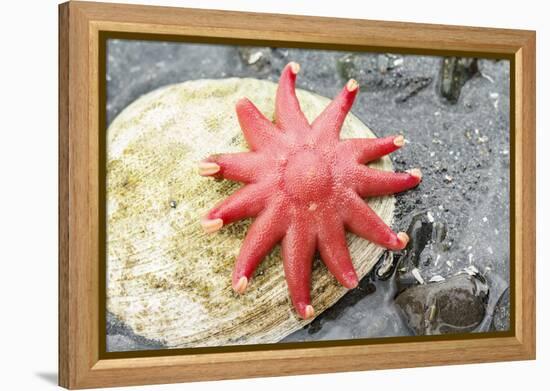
464, 265, 479, 275
169, 200, 177, 209
248, 51, 263, 64
395, 273, 489, 335
377, 54, 390, 73
393, 57, 404, 67
426, 211, 435, 223
376, 252, 396, 280
411, 268, 425, 284
238, 47, 272, 71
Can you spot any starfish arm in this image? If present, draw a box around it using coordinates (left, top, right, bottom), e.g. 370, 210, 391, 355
317, 216, 359, 289
281, 220, 317, 319
338, 135, 404, 164
199, 152, 263, 183
202, 184, 268, 232
351, 166, 422, 197
275, 62, 310, 131
236, 98, 280, 151
341, 191, 408, 251
311, 79, 358, 142
231, 204, 287, 292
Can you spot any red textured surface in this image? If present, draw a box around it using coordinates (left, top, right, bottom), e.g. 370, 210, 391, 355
199, 63, 421, 319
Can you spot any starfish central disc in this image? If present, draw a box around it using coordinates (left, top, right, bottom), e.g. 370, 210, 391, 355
282, 149, 333, 203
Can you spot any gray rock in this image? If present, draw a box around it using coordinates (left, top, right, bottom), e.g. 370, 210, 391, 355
439, 57, 479, 103
106, 311, 164, 352
395, 273, 489, 335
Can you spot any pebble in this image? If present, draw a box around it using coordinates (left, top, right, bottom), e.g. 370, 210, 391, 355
411, 268, 425, 284
395, 273, 489, 335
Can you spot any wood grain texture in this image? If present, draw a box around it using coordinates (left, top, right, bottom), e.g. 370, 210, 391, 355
58, 1, 536, 388
516, 33, 536, 355
58, 3, 70, 387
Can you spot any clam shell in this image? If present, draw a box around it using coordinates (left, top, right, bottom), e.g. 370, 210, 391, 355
107, 78, 395, 348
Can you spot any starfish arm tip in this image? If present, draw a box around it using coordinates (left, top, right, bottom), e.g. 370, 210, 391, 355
198, 161, 220, 176
303, 305, 315, 319
201, 217, 223, 233
344, 272, 359, 289
397, 232, 410, 248
233, 276, 248, 294
346, 78, 359, 92
235, 97, 252, 111
275, 62, 310, 129
393, 135, 405, 147
289, 61, 300, 74
406, 168, 423, 181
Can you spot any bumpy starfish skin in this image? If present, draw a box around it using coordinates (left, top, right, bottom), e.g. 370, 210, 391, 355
199, 62, 422, 319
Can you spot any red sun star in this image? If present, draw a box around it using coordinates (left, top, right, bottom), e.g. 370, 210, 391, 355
199, 62, 422, 319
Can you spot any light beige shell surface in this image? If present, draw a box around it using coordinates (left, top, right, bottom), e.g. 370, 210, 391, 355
106, 78, 395, 349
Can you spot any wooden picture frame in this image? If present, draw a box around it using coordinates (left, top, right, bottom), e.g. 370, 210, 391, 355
59, 1, 536, 388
